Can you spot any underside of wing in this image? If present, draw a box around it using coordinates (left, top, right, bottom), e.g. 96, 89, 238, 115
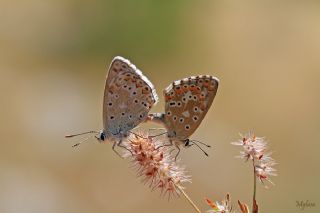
163, 75, 219, 140
103, 56, 158, 135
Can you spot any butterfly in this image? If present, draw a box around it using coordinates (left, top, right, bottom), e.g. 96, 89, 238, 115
66, 56, 158, 156
148, 75, 219, 157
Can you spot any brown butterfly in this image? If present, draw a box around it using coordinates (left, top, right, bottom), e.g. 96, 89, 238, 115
148, 75, 219, 158
66, 56, 158, 156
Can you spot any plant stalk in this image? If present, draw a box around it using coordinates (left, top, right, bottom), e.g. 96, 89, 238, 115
175, 184, 202, 213
252, 158, 257, 213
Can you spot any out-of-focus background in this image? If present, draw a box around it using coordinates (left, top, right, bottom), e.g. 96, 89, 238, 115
1, 1, 320, 212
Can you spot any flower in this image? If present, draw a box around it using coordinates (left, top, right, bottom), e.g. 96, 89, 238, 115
123, 132, 191, 198
255, 158, 277, 186
231, 132, 267, 161
232, 132, 277, 187
205, 194, 234, 213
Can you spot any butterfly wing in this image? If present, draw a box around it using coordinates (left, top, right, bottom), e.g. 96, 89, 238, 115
103, 56, 158, 136
163, 75, 219, 140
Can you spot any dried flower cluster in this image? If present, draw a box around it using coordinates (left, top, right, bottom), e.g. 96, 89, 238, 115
123, 133, 191, 197
206, 194, 234, 213
232, 132, 277, 187
206, 194, 255, 213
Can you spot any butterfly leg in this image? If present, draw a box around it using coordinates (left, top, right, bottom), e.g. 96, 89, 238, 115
112, 141, 123, 158
174, 144, 181, 161
117, 139, 133, 156
149, 128, 166, 131
155, 139, 173, 150
128, 130, 148, 139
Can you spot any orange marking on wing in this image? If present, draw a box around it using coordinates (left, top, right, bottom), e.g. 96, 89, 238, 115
142, 89, 150, 94
182, 85, 189, 92
203, 82, 210, 87
165, 94, 172, 101
189, 85, 197, 92
175, 88, 184, 95
194, 86, 202, 94
200, 102, 207, 110
199, 94, 205, 101
136, 82, 142, 88
109, 85, 116, 94
123, 76, 131, 81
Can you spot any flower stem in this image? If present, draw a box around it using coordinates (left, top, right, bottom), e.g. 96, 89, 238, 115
175, 183, 202, 213
252, 158, 257, 213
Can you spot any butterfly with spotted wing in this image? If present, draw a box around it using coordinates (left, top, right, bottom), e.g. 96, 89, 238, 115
148, 75, 219, 158
66, 56, 158, 156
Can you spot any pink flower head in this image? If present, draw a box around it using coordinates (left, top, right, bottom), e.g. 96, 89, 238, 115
232, 132, 277, 187
123, 132, 191, 198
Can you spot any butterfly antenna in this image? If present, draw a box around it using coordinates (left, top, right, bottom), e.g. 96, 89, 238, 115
71, 136, 92, 147
65, 131, 99, 138
191, 139, 211, 148
190, 140, 209, 156
65, 131, 99, 147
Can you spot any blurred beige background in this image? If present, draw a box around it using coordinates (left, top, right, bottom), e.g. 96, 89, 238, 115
1, 1, 320, 212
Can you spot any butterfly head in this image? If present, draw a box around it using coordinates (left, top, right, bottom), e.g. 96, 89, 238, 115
183, 138, 211, 156
97, 130, 106, 142
183, 138, 191, 147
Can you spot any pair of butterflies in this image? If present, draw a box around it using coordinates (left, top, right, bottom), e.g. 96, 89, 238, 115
66, 56, 219, 157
